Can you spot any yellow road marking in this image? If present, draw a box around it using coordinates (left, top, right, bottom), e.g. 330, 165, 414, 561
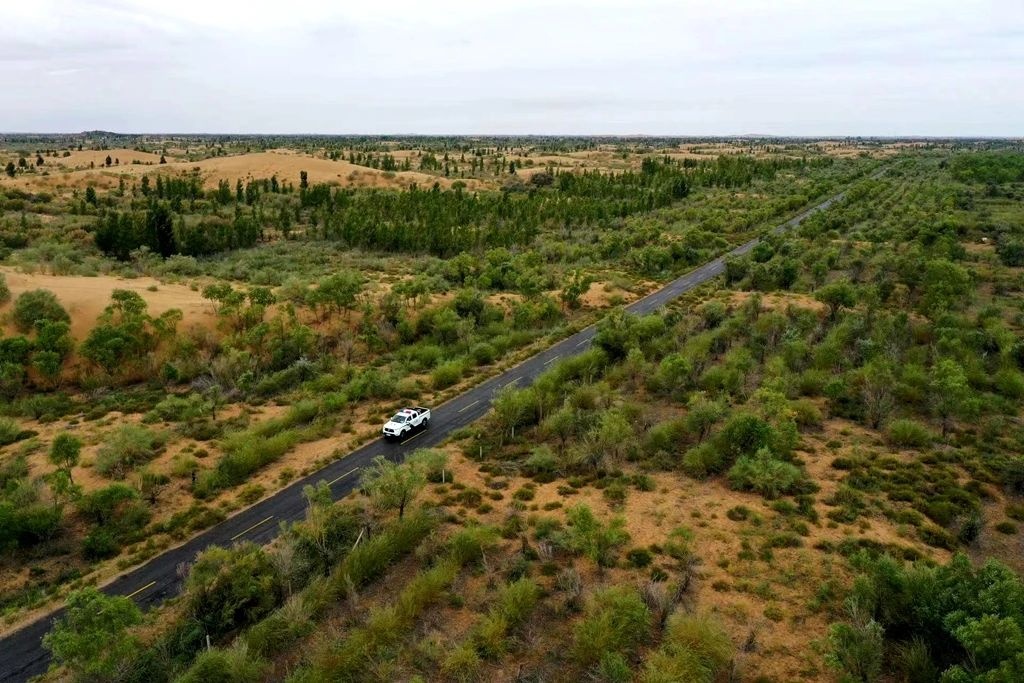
328, 467, 359, 486
457, 399, 480, 413
125, 581, 156, 600
230, 515, 274, 541
401, 431, 425, 446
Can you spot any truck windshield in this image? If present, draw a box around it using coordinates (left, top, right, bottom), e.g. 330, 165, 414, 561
391, 415, 406, 423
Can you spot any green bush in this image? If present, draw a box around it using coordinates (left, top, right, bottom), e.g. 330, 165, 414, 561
886, 419, 934, 448
0, 272, 9, 304
331, 511, 435, 595
175, 644, 267, 683
431, 359, 465, 389
12, 289, 69, 333
95, 424, 168, 479
727, 448, 810, 499
185, 543, 285, 640
641, 613, 733, 683
0, 417, 22, 446
572, 585, 651, 668
681, 442, 725, 478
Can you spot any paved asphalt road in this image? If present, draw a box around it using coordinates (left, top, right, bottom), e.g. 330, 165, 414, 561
0, 179, 865, 682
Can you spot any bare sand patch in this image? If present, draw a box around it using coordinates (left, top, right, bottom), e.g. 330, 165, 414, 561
0, 267, 214, 339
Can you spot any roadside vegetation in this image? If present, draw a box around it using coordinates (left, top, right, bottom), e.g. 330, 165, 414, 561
3, 134, 1023, 680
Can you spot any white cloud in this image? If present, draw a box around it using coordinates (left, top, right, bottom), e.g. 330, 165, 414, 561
1, 0, 1021, 134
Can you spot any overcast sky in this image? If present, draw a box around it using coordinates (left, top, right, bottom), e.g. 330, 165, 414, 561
2, 0, 1022, 136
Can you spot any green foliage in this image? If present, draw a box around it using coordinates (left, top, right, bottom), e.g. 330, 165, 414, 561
174, 644, 267, 683
833, 553, 1024, 682
826, 609, 885, 683
0, 416, 22, 446
185, 543, 285, 640
95, 424, 167, 479
572, 585, 651, 668
727, 447, 810, 499
558, 504, 630, 568
12, 289, 70, 333
886, 419, 934, 448
360, 453, 428, 519
42, 587, 142, 681
642, 613, 733, 683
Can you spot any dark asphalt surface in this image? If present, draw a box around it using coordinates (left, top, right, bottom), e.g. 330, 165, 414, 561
0, 179, 864, 682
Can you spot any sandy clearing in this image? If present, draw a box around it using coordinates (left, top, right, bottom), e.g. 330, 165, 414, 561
1, 151, 491, 194
0, 268, 214, 339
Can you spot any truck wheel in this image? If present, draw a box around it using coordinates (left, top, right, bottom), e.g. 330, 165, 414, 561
423, 418, 429, 428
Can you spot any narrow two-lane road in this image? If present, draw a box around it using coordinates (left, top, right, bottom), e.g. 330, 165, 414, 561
0, 177, 867, 682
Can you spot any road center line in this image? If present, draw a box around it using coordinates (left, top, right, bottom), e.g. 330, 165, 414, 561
124, 580, 156, 600
230, 515, 274, 541
457, 399, 480, 413
401, 431, 425, 445
575, 338, 589, 347
327, 467, 359, 486
543, 354, 560, 365
503, 376, 521, 388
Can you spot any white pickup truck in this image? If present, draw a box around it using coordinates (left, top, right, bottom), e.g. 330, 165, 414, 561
382, 406, 431, 440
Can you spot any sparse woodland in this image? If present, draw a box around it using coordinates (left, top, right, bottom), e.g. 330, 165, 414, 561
2, 134, 1024, 681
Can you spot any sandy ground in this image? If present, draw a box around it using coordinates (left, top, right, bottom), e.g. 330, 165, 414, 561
2, 150, 490, 194
0, 267, 215, 339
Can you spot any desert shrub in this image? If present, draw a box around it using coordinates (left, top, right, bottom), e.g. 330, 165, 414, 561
470, 342, 497, 366
185, 543, 285, 640
626, 547, 653, 568
681, 442, 725, 478
715, 412, 775, 460
82, 528, 120, 560
95, 424, 168, 479
148, 394, 208, 422
332, 511, 434, 594
886, 419, 934, 448
42, 587, 143, 682
12, 289, 70, 332
728, 448, 810, 499
826, 612, 884, 683
441, 642, 482, 682
471, 578, 540, 659
0, 500, 63, 551
244, 595, 315, 658
664, 526, 695, 562
446, 525, 500, 567
0, 273, 9, 304
305, 560, 460, 680
0, 417, 22, 445
641, 613, 733, 683
835, 552, 1024, 681
175, 644, 267, 683
432, 359, 465, 389
558, 504, 630, 568
523, 445, 559, 478
572, 585, 651, 668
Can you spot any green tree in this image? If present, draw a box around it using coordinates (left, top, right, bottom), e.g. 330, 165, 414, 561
85, 185, 97, 205
42, 587, 142, 681
919, 258, 971, 319
930, 359, 973, 437
49, 433, 81, 483
360, 454, 426, 519
816, 280, 857, 320
5, 161, 15, 177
